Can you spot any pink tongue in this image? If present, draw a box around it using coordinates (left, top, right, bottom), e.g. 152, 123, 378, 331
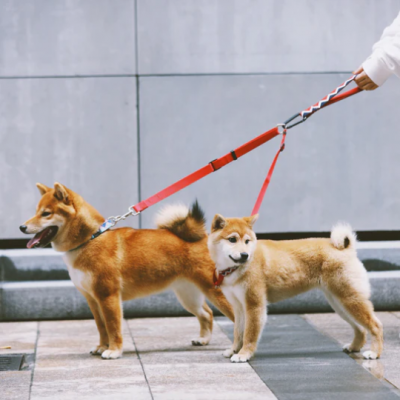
27, 228, 51, 249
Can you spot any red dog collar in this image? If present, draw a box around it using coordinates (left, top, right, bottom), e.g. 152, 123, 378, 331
213, 266, 240, 288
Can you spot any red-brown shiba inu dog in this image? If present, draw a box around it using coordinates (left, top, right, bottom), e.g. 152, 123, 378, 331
208, 214, 383, 363
20, 183, 234, 359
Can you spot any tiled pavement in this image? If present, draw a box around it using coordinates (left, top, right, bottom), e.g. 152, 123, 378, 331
0, 313, 399, 400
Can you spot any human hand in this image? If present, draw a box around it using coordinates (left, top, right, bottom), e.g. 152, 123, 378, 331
353, 66, 379, 90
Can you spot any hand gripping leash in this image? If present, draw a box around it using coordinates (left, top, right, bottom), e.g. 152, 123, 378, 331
94, 75, 362, 237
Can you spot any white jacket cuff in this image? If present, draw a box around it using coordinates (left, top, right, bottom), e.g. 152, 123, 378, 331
362, 50, 394, 86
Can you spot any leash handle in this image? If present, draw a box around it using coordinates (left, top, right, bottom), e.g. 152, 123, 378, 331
251, 129, 286, 216
301, 74, 358, 118
285, 75, 362, 129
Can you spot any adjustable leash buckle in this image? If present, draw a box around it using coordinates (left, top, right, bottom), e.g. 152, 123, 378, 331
209, 159, 218, 172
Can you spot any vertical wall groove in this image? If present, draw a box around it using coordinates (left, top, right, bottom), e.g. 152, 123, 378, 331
134, 0, 142, 228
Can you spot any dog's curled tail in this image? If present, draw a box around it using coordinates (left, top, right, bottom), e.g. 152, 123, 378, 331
155, 200, 206, 242
330, 222, 357, 250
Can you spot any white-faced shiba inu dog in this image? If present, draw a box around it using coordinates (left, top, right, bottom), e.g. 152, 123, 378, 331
208, 214, 383, 363
20, 183, 234, 359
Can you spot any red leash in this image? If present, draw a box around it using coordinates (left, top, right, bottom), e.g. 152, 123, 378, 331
132, 126, 280, 213
124, 76, 361, 219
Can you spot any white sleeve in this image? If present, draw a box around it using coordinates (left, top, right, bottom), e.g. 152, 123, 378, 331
362, 11, 400, 86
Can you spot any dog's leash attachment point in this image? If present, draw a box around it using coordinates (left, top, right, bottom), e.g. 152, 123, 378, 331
107, 207, 141, 226
91, 207, 141, 240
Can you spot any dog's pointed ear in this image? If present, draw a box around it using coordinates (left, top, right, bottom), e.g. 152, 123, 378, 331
54, 182, 70, 204
36, 183, 51, 196
211, 214, 226, 232
244, 214, 258, 227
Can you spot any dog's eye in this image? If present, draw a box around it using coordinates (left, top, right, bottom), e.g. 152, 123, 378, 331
245, 239, 250, 244
41, 211, 51, 217
228, 237, 237, 243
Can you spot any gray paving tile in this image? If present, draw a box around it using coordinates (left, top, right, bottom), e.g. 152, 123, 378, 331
37, 320, 134, 356
128, 317, 276, 399
0, 321, 37, 354
0, 371, 31, 400
217, 315, 400, 400
31, 320, 151, 400
38, 319, 130, 337
0, 0, 136, 76
305, 312, 400, 391
145, 363, 274, 400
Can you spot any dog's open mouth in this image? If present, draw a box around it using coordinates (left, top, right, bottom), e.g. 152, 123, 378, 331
27, 226, 58, 249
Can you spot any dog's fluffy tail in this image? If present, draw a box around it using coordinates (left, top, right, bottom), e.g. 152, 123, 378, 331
330, 222, 357, 250
155, 200, 206, 242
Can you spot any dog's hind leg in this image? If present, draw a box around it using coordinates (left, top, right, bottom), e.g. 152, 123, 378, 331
83, 292, 109, 355
173, 280, 213, 346
327, 282, 383, 359
323, 290, 366, 353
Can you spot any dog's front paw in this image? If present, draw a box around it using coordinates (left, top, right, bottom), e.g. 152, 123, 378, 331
191, 337, 209, 346
101, 349, 123, 359
362, 350, 378, 360
90, 345, 108, 355
230, 353, 251, 363
343, 343, 361, 354
223, 348, 235, 358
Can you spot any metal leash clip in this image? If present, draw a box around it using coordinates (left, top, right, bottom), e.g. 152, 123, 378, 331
107, 207, 141, 227
91, 207, 141, 240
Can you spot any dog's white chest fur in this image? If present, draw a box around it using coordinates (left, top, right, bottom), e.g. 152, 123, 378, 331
63, 252, 92, 294
221, 282, 246, 306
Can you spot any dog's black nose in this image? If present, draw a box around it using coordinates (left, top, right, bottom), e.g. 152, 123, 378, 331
240, 252, 249, 261
19, 225, 27, 233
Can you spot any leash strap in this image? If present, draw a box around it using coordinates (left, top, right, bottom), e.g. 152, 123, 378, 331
132, 126, 280, 213
251, 129, 286, 216
89, 75, 362, 240
132, 76, 361, 214
249, 77, 362, 214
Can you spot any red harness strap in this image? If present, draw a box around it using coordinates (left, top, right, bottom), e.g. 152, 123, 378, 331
132, 126, 280, 213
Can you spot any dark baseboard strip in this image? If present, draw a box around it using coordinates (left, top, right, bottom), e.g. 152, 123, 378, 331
2, 230, 400, 249
257, 230, 400, 242
0, 239, 50, 250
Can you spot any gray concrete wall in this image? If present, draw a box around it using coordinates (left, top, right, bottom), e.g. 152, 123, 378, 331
1, 0, 400, 239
